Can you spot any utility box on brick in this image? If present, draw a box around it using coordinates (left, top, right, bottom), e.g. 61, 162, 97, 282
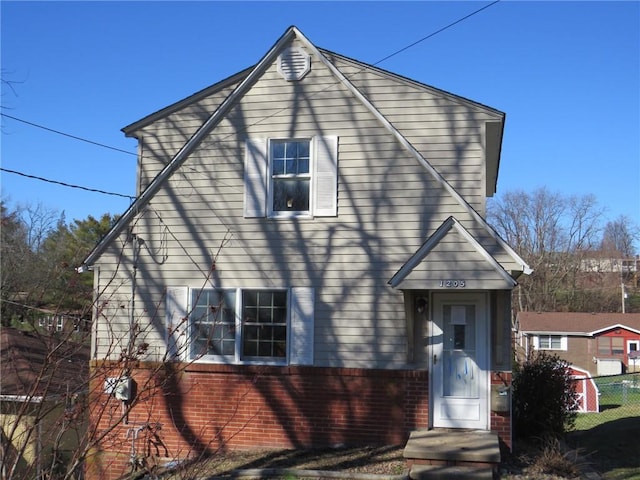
491, 385, 510, 412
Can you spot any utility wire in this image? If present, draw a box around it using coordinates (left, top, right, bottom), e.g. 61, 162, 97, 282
372, 0, 501, 66
0, 167, 135, 200
1, 1, 500, 200
1, 112, 137, 157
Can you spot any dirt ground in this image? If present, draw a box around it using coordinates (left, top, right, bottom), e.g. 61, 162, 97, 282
154, 442, 593, 480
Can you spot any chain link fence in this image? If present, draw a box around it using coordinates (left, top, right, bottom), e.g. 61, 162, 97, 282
574, 372, 640, 420
571, 371, 640, 424
568, 372, 640, 476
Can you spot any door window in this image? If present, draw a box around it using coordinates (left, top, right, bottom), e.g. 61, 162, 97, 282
443, 305, 478, 398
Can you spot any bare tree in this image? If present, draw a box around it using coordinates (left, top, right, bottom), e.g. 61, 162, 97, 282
488, 187, 606, 312
601, 215, 639, 258
1, 201, 35, 325
1, 224, 238, 480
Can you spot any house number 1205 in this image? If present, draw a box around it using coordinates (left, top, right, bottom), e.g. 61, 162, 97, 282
439, 280, 466, 288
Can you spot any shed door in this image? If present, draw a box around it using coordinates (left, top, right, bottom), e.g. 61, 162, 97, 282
432, 293, 488, 429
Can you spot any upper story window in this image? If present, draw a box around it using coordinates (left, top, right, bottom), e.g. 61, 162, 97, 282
270, 140, 311, 215
244, 136, 338, 219
533, 334, 567, 351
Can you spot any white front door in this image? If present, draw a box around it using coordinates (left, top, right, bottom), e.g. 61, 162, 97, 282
431, 293, 489, 429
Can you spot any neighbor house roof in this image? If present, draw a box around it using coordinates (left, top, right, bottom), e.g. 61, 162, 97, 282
517, 312, 640, 336
0, 328, 89, 401
77, 25, 531, 277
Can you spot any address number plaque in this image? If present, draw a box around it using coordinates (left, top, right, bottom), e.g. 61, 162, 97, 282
439, 280, 466, 288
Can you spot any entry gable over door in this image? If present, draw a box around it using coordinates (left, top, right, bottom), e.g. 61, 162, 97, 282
388, 216, 517, 291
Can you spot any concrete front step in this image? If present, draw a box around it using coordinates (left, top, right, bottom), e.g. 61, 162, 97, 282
404, 429, 501, 464
404, 430, 500, 480
409, 464, 494, 480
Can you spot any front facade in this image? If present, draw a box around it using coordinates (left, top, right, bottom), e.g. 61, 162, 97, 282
79, 27, 529, 478
516, 312, 640, 376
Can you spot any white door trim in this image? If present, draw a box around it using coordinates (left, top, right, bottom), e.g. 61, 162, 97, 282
430, 292, 490, 430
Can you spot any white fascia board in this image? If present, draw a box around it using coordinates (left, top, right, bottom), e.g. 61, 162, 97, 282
521, 330, 592, 337
590, 324, 640, 336
388, 216, 455, 288
388, 216, 517, 289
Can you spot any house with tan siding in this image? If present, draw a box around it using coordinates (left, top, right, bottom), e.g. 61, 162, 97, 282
78, 26, 530, 478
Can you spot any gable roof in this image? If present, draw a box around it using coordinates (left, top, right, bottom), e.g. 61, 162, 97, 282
77, 26, 531, 277
389, 216, 518, 289
0, 328, 89, 401
517, 312, 640, 336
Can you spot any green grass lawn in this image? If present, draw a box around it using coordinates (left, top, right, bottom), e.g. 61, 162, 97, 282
570, 375, 640, 480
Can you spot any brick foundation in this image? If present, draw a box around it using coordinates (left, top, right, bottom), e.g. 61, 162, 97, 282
87, 362, 429, 480
490, 371, 513, 452
87, 363, 513, 479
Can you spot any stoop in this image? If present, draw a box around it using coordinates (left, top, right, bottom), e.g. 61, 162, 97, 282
403, 429, 500, 480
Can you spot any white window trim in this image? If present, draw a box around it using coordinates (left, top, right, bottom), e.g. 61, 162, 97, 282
267, 138, 313, 219
533, 334, 567, 351
244, 136, 338, 219
176, 286, 314, 366
190, 287, 288, 366
628, 340, 640, 353
56, 317, 64, 332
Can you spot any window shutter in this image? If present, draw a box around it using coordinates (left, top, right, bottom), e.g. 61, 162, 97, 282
166, 286, 188, 361
244, 138, 268, 217
289, 287, 315, 365
313, 136, 338, 217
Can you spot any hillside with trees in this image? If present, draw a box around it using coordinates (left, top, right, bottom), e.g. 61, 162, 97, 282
1, 200, 117, 327
488, 187, 639, 313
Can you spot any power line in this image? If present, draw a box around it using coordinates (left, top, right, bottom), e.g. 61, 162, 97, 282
0, 167, 135, 200
1, 113, 137, 157
1, 2, 501, 201
373, 0, 501, 66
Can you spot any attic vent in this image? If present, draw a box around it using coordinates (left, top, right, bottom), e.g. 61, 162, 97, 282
277, 47, 311, 81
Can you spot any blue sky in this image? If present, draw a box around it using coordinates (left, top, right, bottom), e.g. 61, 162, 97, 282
1, 1, 638, 234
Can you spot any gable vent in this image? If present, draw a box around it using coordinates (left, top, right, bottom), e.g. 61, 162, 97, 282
277, 47, 311, 81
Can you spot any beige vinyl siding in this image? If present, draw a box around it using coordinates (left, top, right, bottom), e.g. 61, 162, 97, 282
132, 80, 243, 193
328, 55, 498, 214
92, 39, 514, 366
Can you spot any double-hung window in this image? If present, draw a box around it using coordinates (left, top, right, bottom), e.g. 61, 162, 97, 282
191, 289, 237, 358
168, 286, 313, 365
270, 140, 310, 215
244, 136, 338, 218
